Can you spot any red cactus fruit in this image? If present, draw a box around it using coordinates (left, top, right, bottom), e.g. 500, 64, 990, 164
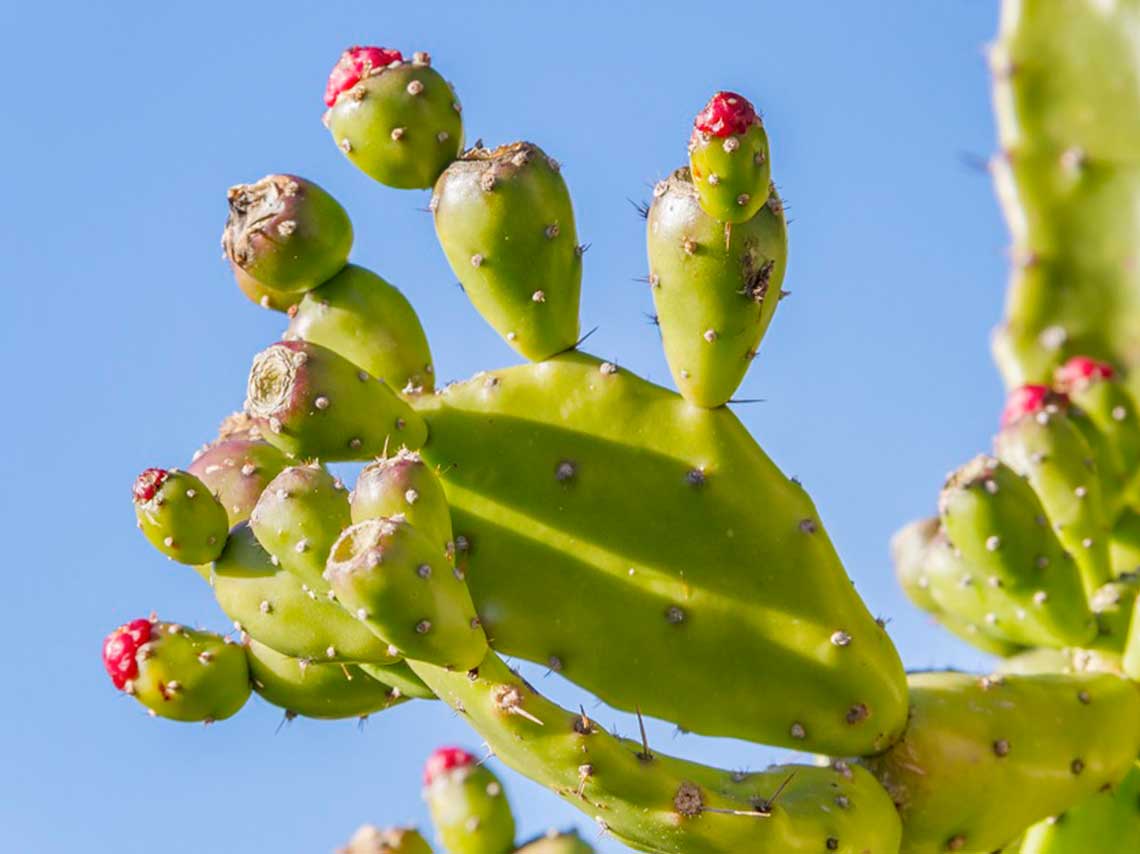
103, 619, 153, 690
693, 91, 759, 138
325, 46, 404, 106
132, 468, 169, 503
1055, 355, 1115, 390
1000, 384, 1068, 428
423, 746, 477, 785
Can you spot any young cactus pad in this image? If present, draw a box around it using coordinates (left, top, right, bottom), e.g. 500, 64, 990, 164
133, 468, 229, 565
687, 91, 771, 224
423, 747, 516, 854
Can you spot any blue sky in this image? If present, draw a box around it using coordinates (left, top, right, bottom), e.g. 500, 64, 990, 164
2, 2, 1008, 851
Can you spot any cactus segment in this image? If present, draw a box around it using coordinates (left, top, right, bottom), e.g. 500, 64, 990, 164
325, 48, 462, 190
358, 662, 437, 701
409, 652, 902, 854
103, 618, 250, 722
222, 174, 352, 294
212, 523, 399, 664
352, 449, 453, 548
861, 670, 1140, 854
339, 825, 434, 854
249, 463, 350, 593
133, 468, 229, 565
188, 425, 291, 527
1111, 508, 1140, 575
245, 339, 427, 461
233, 264, 303, 312
891, 517, 1023, 657
432, 143, 581, 361
1122, 580, 1140, 681
1088, 573, 1140, 653
512, 831, 594, 854
646, 167, 787, 408
423, 747, 516, 854
687, 92, 771, 223
245, 639, 405, 719
411, 351, 907, 755
325, 518, 486, 669
994, 395, 1111, 596
996, 645, 1124, 678
287, 264, 435, 393
1019, 762, 1140, 854
938, 456, 1096, 647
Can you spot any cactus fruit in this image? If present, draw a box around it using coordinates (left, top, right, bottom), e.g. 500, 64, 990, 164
938, 455, 1096, 647
222, 174, 352, 294
860, 670, 1140, 854
687, 91, 771, 224
102, 618, 250, 722
1019, 762, 1140, 854
351, 449, 453, 549
432, 143, 581, 361
325, 47, 463, 190
325, 517, 486, 670
233, 264, 304, 312
286, 264, 435, 393
423, 747, 516, 854
512, 831, 594, 854
133, 468, 229, 565
339, 825, 434, 854
646, 167, 787, 408
412, 350, 907, 754
245, 339, 427, 460
188, 417, 291, 527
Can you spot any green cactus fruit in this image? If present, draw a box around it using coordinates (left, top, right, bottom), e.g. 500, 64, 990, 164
410, 351, 907, 755
233, 264, 303, 313
997, 646, 1123, 678
1111, 507, 1140, 575
133, 468, 229, 565
860, 670, 1140, 854
339, 825, 434, 854
351, 449, 453, 548
423, 748, 515, 854
995, 391, 1111, 597
325, 518, 486, 670
410, 652, 902, 854
244, 639, 405, 720
286, 264, 435, 393
938, 455, 1096, 647
245, 339, 427, 461
221, 174, 352, 294
646, 167, 787, 408
512, 831, 594, 854
1019, 762, 1140, 854
432, 142, 581, 361
249, 463, 350, 593
102, 618, 250, 722
212, 522, 399, 664
687, 91, 771, 224
187, 415, 291, 527
989, 0, 1140, 386
325, 47, 463, 190
891, 517, 1023, 657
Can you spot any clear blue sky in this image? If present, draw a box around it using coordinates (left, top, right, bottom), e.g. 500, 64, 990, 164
2, 2, 1008, 851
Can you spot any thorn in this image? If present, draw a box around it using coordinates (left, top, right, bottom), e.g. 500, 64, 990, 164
275, 711, 296, 734
726, 397, 766, 405
627, 198, 650, 219
957, 150, 992, 175
573, 327, 599, 349
636, 705, 652, 760
702, 806, 772, 818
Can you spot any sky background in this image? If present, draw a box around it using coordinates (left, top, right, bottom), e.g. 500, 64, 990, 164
2, 2, 1010, 851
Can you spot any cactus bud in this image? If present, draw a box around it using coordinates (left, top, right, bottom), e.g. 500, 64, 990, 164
133, 468, 229, 564
688, 91, 771, 223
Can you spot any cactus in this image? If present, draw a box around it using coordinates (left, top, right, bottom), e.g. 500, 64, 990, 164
687, 91, 771, 224
133, 467, 229, 565
513, 832, 594, 854
187, 416, 291, 526
351, 449, 453, 548
1018, 764, 1140, 853
339, 826, 434, 854
423, 747, 516, 854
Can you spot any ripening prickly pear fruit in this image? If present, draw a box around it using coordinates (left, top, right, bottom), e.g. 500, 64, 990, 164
647, 167, 787, 408
514, 831, 594, 854
423, 747, 515, 854
222, 174, 352, 294
325, 47, 462, 190
939, 455, 1096, 647
352, 449, 452, 548
102, 618, 250, 722
433, 142, 581, 360
245, 339, 427, 461
188, 416, 291, 527
861, 670, 1140, 854
995, 385, 1112, 597
286, 264, 435, 393
326, 518, 486, 670
233, 264, 303, 313
1020, 762, 1140, 854
687, 91, 771, 223
133, 468, 229, 565
249, 463, 350, 594
338, 825, 433, 854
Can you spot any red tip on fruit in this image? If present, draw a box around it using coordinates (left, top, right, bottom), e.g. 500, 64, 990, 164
693, 91, 759, 138
424, 746, 477, 784
325, 46, 404, 106
133, 468, 169, 503
1000, 384, 1068, 428
103, 619, 153, 690
1055, 356, 1115, 390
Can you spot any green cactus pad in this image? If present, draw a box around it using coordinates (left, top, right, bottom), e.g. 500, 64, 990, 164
358, 662, 437, 701
233, 264, 303, 313
188, 421, 291, 527
647, 167, 787, 408
133, 468, 230, 565
1088, 573, 1140, 653
351, 449, 453, 548
245, 339, 427, 461
212, 523, 399, 664
287, 264, 435, 393
1111, 508, 1140, 575
326, 518, 486, 670
410, 652, 902, 854
326, 56, 463, 190
938, 455, 1096, 647
424, 757, 516, 854
222, 174, 352, 294
338, 826, 434, 854
862, 670, 1140, 854
512, 831, 594, 854
1059, 366, 1140, 512
411, 351, 907, 755
245, 639, 405, 720
997, 645, 1123, 678
1019, 762, 1140, 853
433, 142, 581, 361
